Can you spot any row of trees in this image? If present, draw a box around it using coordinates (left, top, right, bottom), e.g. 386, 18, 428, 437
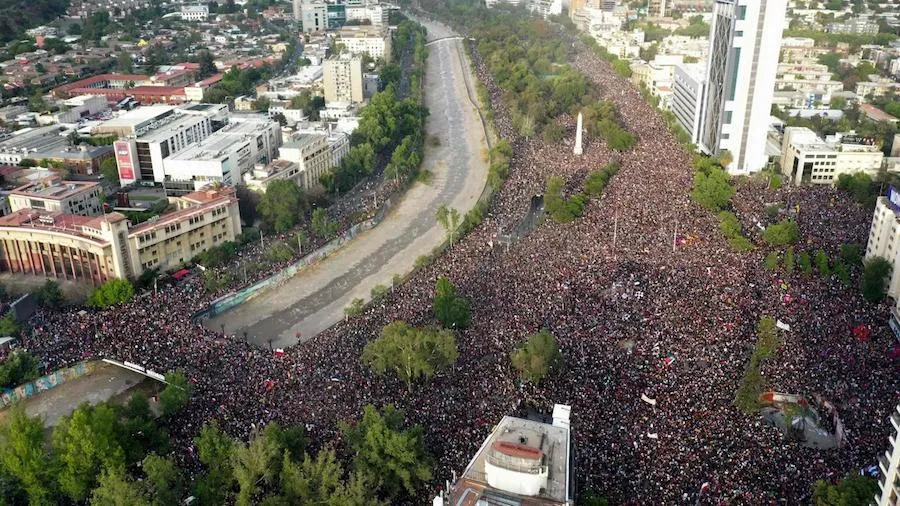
0, 370, 191, 504
734, 316, 781, 414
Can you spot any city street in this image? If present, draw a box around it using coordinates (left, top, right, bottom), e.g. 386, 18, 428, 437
208, 18, 489, 348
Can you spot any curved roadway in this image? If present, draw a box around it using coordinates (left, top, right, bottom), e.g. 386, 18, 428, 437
208, 18, 489, 348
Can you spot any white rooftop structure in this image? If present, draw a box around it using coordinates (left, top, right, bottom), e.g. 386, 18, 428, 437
447, 405, 573, 506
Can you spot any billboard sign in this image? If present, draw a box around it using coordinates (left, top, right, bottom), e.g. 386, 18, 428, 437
840, 135, 876, 146
114, 141, 136, 182
889, 186, 900, 212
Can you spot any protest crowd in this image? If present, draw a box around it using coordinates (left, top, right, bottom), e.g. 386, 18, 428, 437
17, 26, 900, 505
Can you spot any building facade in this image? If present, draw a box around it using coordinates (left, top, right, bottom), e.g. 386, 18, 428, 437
671, 63, 708, 145
8, 179, 103, 217
162, 117, 282, 194
338, 26, 392, 62
699, 0, 786, 174
278, 133, 334, 189
323, 56, 364, 104
876, 404, 900, 506
648, 0, 668, 17
300, 0, 327, 33
0, 186, 241, 285
780, 127, 884, 186
866, 191, 900, 310
180, 4, 209, 21
127, 187, 241, 273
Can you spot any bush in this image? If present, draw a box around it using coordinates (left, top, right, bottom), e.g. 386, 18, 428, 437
784, 247, 795, 274
764, 252, 779, 270
762, 220, 799, 246
88, 279, 134, 309
734, 317, 780, 414
545, 176, 584, 223
719, 211, 755, 251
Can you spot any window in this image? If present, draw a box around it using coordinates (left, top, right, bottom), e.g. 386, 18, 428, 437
737, 5, 747, 20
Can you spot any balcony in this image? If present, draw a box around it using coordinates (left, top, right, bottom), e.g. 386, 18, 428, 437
880, 453, 891, 477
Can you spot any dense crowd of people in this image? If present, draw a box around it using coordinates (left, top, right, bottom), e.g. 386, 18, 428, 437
17, 27, 900, 506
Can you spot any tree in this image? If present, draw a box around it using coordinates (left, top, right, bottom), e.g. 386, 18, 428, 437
87, 279, 134, 308
0, 312, 19, 338
362, 321, 458, 392
235, 185, 260, 226
433, 277, 470, 329
764, 252, 779, 270
116, 51, 133, 74
279, 448, 341, 503
784, 247, 795, 274
231, 428, 281, 506
691, 168, 734, 211
142, 453, 184, 506
340, 404, 432, 499
435, 205, 460, 245
253, 97, 271, 113
511, 329, 562, 383
762, 220, 799, 246
263, 423, 306, 463
193, 421, 236, 506
257, 179, 305, 232
815, 249, 831, 278
90, 467, 149, 506
158, 370, 192, 417
100, 158, 119, 185
811, 476, 878, 506
198, 50, 217, 79
310, 208, 338, 239
0, 407, 53, 505
0, 350, 39, 388
35, 279, 64, 308
53, 403, 127, 502
860, 256, 891, 302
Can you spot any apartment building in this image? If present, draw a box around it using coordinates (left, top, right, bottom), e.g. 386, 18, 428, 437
323, 55, 364, 104
277, 133, 334, 189
876, 404, 900, 505
337, 26, 392, 62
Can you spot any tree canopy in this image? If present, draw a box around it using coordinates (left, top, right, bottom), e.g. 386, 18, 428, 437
511, 329, 562, 382
811, 476, 878, 506
362, 321, 458, 391
860, 256, 891, 302
87, 279, 135, 309
433, 277, 471, 329
340, 404, 432, 499
257, 179, 306, 233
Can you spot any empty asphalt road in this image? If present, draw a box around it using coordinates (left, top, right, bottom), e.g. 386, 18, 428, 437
208, 17, 489, 348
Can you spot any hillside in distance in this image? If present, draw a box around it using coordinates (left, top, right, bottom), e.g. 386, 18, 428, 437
0, 0, 70, 44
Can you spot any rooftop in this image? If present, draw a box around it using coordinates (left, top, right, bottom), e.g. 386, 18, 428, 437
98, 105, 176, 129
167, 120, 268, 161
451, 411, 571, 506
10, 179, 99, 200
860, 103, 899, 123
0, 209, 126, 244
128, 191, 235, 235
137, 113, 208, 143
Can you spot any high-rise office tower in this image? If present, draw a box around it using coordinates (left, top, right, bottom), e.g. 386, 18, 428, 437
648, 0, 668, 17
698, 0, 786, 174
292, 0, 302, 22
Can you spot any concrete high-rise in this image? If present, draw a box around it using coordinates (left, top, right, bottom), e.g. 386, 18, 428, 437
323, 55, 364, 104
292, 0, 302, 22
698, 0, 786, 174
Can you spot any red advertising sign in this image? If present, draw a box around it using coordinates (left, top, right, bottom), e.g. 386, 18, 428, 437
114, 141, 135, 181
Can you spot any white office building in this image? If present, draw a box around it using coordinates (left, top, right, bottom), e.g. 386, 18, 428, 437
698, 0, 786, 174
323, 55, 364, 104
180, 4, 209, 21
780, 128, 884, 186
162, 117, 282, 193
671, 63, 708, 145
54, 95, 109, 124
528, 0, 563, 18
300, 0, 327, 33
876, 404, 900, 505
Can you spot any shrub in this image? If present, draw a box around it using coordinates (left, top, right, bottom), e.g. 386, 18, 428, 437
762, 220, 799, 246
88, 279, 134, 309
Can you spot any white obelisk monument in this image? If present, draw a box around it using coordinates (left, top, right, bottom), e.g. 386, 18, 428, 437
574, 112, 583, 155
